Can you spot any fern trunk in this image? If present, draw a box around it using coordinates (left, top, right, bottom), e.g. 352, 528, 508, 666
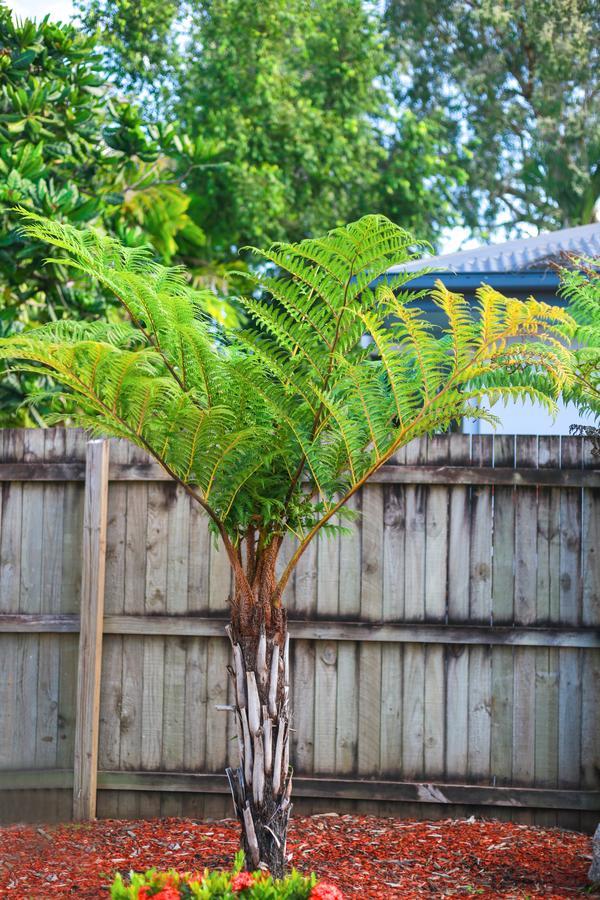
225, 563, 291, 877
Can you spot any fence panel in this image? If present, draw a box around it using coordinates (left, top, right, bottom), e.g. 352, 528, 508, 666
0, 428, 599, 830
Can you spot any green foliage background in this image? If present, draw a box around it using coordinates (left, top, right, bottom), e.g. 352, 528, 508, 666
0, 9, 236, 423
77, 0, 469, 255
385, 0, 600, 235
1, 0, 598, 426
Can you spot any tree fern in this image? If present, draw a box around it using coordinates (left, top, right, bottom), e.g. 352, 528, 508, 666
0, 210, 579, 875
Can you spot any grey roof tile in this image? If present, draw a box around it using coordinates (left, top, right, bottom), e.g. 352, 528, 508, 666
390, 222, 600, 274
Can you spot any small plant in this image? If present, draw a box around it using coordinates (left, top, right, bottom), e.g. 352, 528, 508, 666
109, 851, 343, 898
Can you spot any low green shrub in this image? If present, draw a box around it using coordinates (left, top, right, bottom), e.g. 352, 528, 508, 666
110, 851, 344, 899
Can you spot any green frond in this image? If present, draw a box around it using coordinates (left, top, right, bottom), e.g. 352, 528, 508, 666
0, 212, 579, 553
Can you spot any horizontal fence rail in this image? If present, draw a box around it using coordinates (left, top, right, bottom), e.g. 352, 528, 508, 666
1, 614, 599, 648
0, 428, 598, 831
0, 461, 598, 487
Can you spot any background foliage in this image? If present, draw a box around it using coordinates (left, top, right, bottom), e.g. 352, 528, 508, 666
1, 0, 598, 425
385, 0, 600, 235
0, 9, 233, 423
77, 0, 469, 256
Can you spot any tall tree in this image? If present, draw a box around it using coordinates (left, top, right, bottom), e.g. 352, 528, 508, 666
386, 0, 600, 234
77, 0, 468, 255
0, 211, 574, 874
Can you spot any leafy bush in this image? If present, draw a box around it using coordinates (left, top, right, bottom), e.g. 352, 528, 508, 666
0, 8, 218, 424
110, 851, 344, 898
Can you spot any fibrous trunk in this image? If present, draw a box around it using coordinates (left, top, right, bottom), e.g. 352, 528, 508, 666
225, 571, 291, 877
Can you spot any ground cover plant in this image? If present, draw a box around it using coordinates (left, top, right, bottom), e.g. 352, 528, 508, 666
110, 850, 329, 899
0, 815, 594, 897
0, 212, 576, 874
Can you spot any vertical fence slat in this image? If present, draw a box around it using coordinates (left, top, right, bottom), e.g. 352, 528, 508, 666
73, 439, 110, 820
467, 436, 493, 782
512, 437, 538, 788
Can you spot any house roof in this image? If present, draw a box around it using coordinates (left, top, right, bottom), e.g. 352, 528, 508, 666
389, 222, 600, 275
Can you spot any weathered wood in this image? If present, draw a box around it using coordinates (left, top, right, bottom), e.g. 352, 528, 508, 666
98, 440, 127, 810
161, 487, 189, 818
401, 438, 427, 779
445, 436, 471, 781
8, 767, 598, 814
120, 443, 148, 818
423, 437, 447, 778
1, 430, 599, 831
558, 438, 584, 830
380, 463, 404, 779
490, 435, 515, 789
206, 534, 231, 774
0, 462, 87, 481
0, 432, 23, 777
1, 460, 598, 487
2, 613, 599, 648
358, 483, 384, 775
18, 431, 44, 775
314, 508, 339, 775
534, 437, 561, 793
369, 465, 600, 487
57, 430, 85, 821
466, 438, 493, 790
96, 771, 600, 811
512, 437, 538, 786
73, 440, 110, 820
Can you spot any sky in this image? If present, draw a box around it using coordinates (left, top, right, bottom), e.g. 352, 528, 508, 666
7, 0, 75, 20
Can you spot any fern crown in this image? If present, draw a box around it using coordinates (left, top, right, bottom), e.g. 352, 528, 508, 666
0, 212, 575, 586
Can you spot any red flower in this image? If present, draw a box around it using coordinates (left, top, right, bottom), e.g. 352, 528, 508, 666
310, 882, 345, 900
152, 888, 181, 899
231, 871, 256, 892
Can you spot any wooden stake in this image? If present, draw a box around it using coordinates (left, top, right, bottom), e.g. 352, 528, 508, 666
72, 439, 110, 820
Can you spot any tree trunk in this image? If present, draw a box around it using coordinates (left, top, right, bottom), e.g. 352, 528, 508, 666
225, 573, 291, 877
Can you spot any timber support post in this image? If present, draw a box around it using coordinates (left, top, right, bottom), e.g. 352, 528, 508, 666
72, 439, 110, 820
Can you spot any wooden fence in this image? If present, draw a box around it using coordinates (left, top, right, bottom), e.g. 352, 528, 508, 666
0, 428, 599, 831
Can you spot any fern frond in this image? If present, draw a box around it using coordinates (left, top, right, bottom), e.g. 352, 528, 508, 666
1, 212, 579, 564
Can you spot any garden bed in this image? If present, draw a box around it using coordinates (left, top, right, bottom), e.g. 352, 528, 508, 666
0, 813, 594, 898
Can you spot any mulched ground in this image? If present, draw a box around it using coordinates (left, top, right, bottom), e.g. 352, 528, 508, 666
0, 814, 595, 898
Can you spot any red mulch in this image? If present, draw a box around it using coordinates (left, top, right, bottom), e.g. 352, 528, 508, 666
0, 814, 594, 898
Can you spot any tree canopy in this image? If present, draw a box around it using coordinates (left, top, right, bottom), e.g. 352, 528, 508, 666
76, 0, 468, 256
0, 9, 229, 423
385, 0, 600, 234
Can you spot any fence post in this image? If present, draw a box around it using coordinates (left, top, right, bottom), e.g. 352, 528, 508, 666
73, 439, 110, 820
